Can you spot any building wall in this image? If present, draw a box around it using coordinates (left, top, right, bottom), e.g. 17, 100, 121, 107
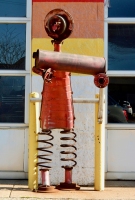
32, 0, 104, 185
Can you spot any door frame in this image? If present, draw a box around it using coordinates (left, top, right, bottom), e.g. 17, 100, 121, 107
104, 1, 135, 179
0, 0, 32, 179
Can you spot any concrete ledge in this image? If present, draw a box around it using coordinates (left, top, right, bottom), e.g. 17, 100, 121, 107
0, 180, 135, 199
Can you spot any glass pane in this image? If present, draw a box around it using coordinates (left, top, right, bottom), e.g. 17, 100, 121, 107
108, 0, 135, 17
108, 77, 135, 123
0, 24, 26, 70
108, 24, 135, 70
0, 76, 25, 123
0, 0, 26, 17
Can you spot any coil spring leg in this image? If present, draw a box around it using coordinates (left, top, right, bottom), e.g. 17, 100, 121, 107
56, 129, 80, 190
36, 129, 56, 193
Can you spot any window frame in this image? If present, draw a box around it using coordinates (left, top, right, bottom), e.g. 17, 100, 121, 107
0, 0, 32, 126
104, 1, 135, 128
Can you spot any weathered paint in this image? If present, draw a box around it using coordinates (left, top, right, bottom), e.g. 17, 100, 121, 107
32, 38, 104, 75
32, 2, 104, 39
32, 38, 104, 55
28, 93, 40, 190
33, 49, 105, 75
31, 0, 104, 186
29, 86, 99, 189
94, 93, 105, 191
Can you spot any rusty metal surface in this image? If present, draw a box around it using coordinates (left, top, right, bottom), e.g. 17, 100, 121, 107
37, 43, 75, 130
39, 70, 75, 130
56, 182, 80, 190
33, 50, 106, 76
64, 167, 73, 184
44, 8, 74, 41
37, 130, 53, 169
94, 73, 109, 88
37, 185, 57, 193
60, 130, 77, 168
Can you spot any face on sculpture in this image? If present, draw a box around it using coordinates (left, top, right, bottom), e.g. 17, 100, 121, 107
44, 8, 74, 41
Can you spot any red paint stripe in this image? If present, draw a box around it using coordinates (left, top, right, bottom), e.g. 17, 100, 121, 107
33, 0, 103, 2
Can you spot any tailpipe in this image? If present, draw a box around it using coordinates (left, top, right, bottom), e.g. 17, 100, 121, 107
33, 49, 109, 88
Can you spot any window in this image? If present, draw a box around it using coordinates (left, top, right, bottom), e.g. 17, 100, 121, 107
108, 77, 135, 123
0, 0, 31, 124
105, 0, 135, 123
0, 24, 26, 70
108, 24, 135, 70
0, 76, 25, 123
0, 0, 26, 17
108, 0, 135, 18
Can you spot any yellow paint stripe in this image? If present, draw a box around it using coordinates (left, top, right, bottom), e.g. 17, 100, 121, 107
32, 38, 104, 75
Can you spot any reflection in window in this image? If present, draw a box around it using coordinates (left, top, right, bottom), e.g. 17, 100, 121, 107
0, 76, 25, 123
108, 77, 135, 123
0, 0, 26, 17
0, 24, 26, 70
108, 24, 135, 70
108, 0, 135, 18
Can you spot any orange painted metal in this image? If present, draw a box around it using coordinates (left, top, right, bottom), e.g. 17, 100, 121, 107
38, 43, 75, 130
33, 48, 107, 129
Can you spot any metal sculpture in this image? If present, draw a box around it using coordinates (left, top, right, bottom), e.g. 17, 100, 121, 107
32, 8, 109, 192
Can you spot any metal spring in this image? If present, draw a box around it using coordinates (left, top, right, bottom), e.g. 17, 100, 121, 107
37, 129, 54, 169
60, 129, 77, 168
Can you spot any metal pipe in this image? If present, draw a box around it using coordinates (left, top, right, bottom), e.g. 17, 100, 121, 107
30, 97, 99, 103
65, 167, 73, 184
28, 92, 40, 191
98, 88, 104, 124
33, 50, 106, 76
95, 94, 105, 191
40, 169, 50, 186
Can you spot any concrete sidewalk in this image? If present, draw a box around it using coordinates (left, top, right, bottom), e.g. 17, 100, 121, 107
0, 180, 135, 199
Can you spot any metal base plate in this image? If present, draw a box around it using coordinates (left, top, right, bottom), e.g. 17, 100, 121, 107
36, 185, 57, 193
56, 182, 80, 190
